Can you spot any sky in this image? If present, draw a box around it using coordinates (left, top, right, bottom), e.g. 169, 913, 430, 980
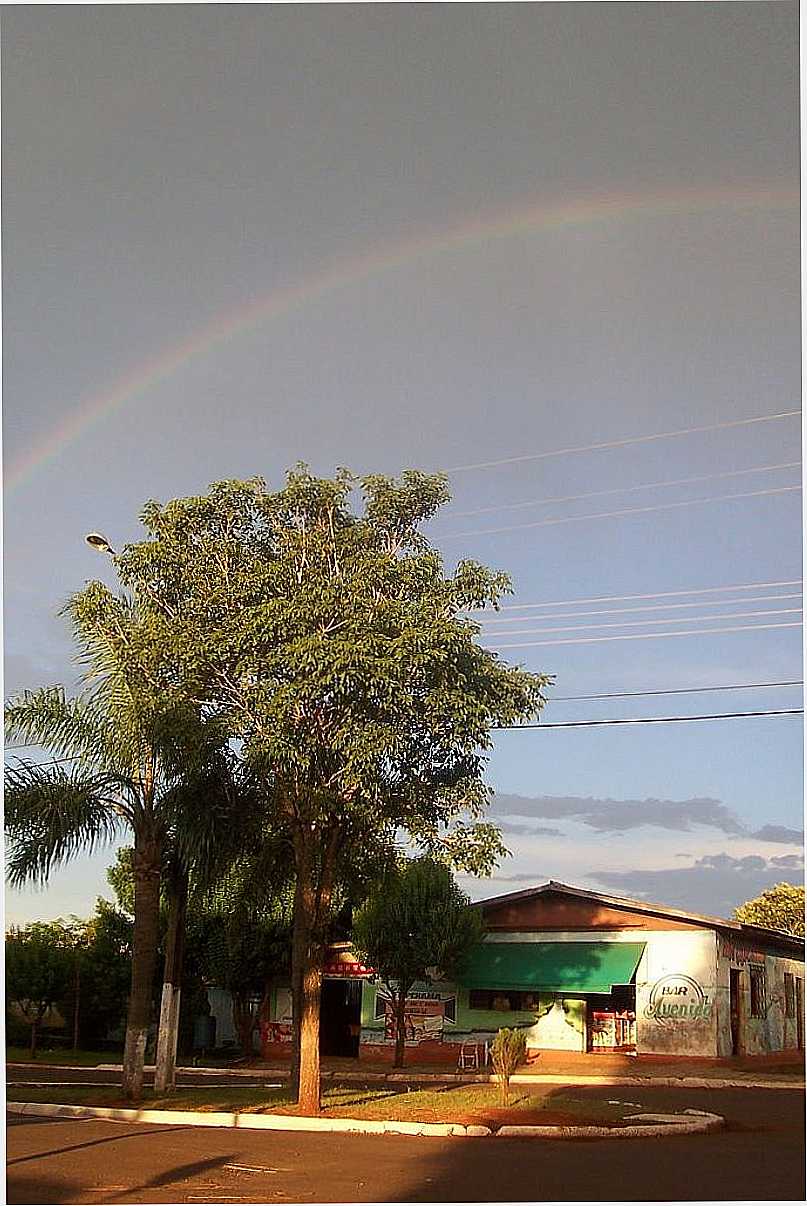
3, 3, 802, 926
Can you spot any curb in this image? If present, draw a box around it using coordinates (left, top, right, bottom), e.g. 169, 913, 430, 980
7, 1101, 723, 1140
7, 1102, 482, 1138
497, 1111, 724, 1140
7, 1063, 801, 1092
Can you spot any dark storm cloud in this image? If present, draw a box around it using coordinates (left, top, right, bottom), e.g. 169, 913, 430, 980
593, 852, 804, 920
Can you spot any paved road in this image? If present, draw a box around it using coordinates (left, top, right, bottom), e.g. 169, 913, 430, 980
7, 1086, 805, 1203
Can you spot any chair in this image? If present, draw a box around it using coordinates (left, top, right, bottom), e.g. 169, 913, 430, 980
457, 1040, 480, 1070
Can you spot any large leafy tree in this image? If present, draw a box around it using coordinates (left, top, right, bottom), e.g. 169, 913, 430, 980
190, 858, 294, 1058
734, 883, 805, 937
352, 857, 483, 1067
4, 587, 228, 1101
6, 922, 73, 1058
112, 466, 549, 1112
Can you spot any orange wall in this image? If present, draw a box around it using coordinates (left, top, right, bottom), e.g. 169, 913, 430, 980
482, 893, 701, 932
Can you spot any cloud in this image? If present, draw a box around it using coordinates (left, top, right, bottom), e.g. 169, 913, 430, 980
592, 852, 804, 920
497, 821, 563, 837
492, 791, 745, 836
491, 791, 803, 845
750, 824, 805, 845
771, 854, 804, 870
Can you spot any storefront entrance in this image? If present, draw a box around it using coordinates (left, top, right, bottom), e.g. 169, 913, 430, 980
320, 978, 362, 1057
586, 985, 637, 1053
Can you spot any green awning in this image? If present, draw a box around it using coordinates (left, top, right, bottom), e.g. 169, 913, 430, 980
460, 942, 645, 994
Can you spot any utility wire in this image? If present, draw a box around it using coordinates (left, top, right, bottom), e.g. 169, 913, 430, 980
494, 709, 804, 730
550, 679, 803, 702
444, 485, 800, 540
479, 606, 802, 640
486, 620, 802, 649
449, 461, 801, 519
447, 409, 800, 474
471, 578, 803, 613
479, 592, 803, 627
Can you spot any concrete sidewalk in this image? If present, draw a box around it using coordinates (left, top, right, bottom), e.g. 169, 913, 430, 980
30, 1051, 799, 1091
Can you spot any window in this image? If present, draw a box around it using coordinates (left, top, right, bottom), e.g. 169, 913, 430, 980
785, 973, 796, 1018
468, 990, 533, 1011
749, 967, 767, 1018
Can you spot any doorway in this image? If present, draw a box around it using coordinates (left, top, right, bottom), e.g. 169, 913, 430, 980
320, 978, 362, 1057
729, 969, 743, 1055
797, 979, 803, 1051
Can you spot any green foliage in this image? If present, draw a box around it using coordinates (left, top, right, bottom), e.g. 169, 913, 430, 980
6, 923, 73, 1055
352, 857, 482, 991
734, 883, 805, 937
114, 466, 550, 872
489, 1027, 528, 1104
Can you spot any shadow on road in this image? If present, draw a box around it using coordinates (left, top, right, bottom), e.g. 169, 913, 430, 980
94, 1153, 239, 1203
7, 1124, 189, 1166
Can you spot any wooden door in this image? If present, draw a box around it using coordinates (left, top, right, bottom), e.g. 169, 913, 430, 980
729, 969, 742, 1055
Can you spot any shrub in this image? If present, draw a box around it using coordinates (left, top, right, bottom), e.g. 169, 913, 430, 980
490, 1027, 527, 1104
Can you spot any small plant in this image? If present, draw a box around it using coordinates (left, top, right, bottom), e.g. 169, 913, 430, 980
490, 1027, 527, 1105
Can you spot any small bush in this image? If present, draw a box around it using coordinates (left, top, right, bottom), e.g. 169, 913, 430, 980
490, 1027, 527, 1104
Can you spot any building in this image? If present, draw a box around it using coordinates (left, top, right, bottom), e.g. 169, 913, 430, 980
227, 881, 805, 1063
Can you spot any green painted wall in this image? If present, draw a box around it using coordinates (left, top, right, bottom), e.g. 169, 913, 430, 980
360, 981, 587, 1040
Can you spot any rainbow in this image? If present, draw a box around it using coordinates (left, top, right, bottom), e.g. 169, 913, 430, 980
5, 180, 797, 495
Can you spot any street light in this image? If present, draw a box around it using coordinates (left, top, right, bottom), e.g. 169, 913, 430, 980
85, 532, 116, 556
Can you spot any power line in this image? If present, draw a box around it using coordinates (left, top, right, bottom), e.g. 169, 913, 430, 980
449, 461, 801, 519
471, 578, 803, 613
480, 606, 802, 640
479, 592, 803, 626
495, 708, 804, 730
550, 679, 803, 702
444, 485, 800, 540
446, 409, 800, 474
486, 620, 802, 649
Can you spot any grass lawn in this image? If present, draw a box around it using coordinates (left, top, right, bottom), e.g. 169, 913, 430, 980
6, 1047, 123, 1066
6, 1081, 628, 1128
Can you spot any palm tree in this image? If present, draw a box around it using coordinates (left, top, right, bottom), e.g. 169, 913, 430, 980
4, 582, 222, 1101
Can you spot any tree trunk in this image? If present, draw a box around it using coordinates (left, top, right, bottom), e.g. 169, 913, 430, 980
29, 1019, 38, 1061
154, 863, 188, 1094
293, 836, 323, 1115
291, 823, 341, 1115
122, 830, 162, 1102
298, 953, 322, 1114
289, 867, 306, 1098
393, 989, 408, 1069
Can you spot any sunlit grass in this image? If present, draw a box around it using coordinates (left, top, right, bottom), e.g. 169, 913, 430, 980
6, 1079, 625, 1123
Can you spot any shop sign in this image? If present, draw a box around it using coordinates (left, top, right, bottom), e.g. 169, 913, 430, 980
643, 974, 712, 1023
374, 988, 457, 1045
322, 960, 373, 977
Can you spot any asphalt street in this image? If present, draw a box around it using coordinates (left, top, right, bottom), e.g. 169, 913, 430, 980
6, 1086, 805, 1203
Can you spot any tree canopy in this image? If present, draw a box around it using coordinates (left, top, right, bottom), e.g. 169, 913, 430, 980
106, 465, 549, 1110
734, 883, 805, 937
352, 857, 483, 1066
6, 922, 73, 1058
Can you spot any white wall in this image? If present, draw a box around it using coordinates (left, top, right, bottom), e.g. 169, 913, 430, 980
634, 931, 718, 1056
484, 928, 720, 1056
206, 986, 237, 1046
